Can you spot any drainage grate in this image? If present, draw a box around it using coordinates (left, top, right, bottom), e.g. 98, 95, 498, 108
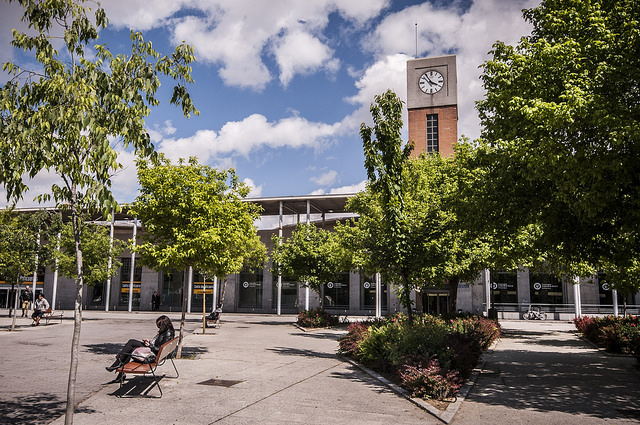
197, 379, 243, 387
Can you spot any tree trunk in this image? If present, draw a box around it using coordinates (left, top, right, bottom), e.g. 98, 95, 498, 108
447, 276, 459, 314
402, 274, 414, 325
65, 202, 84, 425
219, 277, 228, 305
176, 268, 188, 359
10, 280, 19, 331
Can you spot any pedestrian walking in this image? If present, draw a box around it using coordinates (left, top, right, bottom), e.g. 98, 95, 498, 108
20, 286, 33, 317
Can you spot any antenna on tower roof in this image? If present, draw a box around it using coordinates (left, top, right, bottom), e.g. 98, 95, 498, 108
415, 22, 418, 57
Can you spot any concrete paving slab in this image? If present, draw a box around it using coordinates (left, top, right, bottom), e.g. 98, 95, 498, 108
2, 312, 640, 424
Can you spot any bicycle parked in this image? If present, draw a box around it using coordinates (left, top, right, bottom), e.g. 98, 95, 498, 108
523, 305, 547, 320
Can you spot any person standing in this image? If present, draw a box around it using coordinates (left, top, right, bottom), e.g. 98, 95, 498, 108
152, 291, 161, 311
20, 286, 33, 317
32, 293, 50, 326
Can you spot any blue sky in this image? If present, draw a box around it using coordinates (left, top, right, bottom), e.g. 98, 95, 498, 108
0, 0, 537, 207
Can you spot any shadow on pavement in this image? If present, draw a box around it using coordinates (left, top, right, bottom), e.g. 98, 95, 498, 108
267, 346, 337, 359
109, 376, 163, 398
469, 328, 640, 421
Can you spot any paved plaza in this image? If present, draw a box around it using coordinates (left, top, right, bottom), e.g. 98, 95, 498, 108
0, 311, 639, 424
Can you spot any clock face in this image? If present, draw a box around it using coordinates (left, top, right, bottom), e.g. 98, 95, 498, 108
419, 70, 444, 94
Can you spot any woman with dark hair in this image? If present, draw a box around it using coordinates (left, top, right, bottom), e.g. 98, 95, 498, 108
106, 315, 175, 371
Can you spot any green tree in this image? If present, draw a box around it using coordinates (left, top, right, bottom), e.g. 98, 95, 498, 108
0, 209, 60, 330
54, 219, 125, 286
0, 2, 197, 422
342, 150, 490, 315
271, 222, 344, 303
476, 0, 640, 283
131, 156, 266, 352
357, 90, 417, 323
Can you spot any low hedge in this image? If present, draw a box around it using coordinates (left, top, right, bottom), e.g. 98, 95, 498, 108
574, 315, 640, 362
297, 308, 341, 328
338, 313, 500, 400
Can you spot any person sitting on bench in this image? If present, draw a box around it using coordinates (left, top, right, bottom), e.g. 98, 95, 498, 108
208, 303, 222, 321
31, 293, 50, 326
106, 315, 175, 372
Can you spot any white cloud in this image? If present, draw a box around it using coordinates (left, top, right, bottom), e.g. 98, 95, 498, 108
363, 0, 536, 140
110, 149, 140, 204
162, 120, 177, 135
341, 53, 410, 137
158, 114, 341, 162
310, 170, 338, 186
102, 0, 388, 90
101, 0, 189, 31
272, 30, 339, 86
243, 178, 263, 197
330, 180, 366, 194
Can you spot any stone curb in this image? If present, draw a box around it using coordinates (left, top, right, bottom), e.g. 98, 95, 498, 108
341, 356, 484, 424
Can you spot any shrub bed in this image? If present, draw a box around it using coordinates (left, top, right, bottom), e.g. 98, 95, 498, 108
297, 308, 341, 328
338, 313, 500, 400
574, 315, 640, 362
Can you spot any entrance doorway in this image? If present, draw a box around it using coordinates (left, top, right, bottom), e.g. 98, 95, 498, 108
422, 291, 450, 315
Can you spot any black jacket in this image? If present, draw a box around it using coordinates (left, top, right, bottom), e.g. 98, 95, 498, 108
151, 329, 175, 354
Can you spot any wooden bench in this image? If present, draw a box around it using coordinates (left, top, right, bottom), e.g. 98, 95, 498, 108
115, 337, 179, 398
32, 308, 63, 325
205, 314, 222, 328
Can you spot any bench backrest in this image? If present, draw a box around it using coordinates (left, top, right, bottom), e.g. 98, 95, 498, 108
156, 337, 179, 363
45, 308, 52, 314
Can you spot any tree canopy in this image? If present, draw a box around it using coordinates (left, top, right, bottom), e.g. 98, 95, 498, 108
0, 1, 198, 422
131, 156, 266, 279
271, 222, 344, 297
0, 208, 60, 330
55, 219, 124, 284
475, 0, 640, 282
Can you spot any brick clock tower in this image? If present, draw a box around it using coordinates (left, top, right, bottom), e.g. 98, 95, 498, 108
406, 55, 458, 157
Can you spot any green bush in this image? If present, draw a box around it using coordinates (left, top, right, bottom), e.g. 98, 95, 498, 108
574, 315, 640, 355
338, 313, 500, 400
297, 308, 340, 328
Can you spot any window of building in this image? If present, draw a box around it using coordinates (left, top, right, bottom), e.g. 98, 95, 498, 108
359, 274, 387, 310
238, 267, 263, 309
161, 269, 185, 310
426, 113, 439, 153
271, 275, 298, 309
529, 272, 563, 304
323, 272, 350, 309
490, 269, 518, 304
191, 270, 215, 313
119, 257, 142, 307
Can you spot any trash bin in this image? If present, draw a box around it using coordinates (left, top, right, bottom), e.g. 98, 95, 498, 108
488, 307, 498, 320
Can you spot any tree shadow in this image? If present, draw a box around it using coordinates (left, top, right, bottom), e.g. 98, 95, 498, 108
468, 346, 640, 420
292, 331, 342, 341
266, 346, 337, 359
0, 393, 97, 425
329, 365, 397, 396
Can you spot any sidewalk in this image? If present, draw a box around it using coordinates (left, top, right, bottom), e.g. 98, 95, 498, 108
1, 312, 639, 424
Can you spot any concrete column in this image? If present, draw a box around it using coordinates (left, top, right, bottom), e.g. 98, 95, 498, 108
483, 269, 491, 317
613, 289, 619, 316
32, 231, 40, 303
52, 232, 61, 310
573, 276, 582, 318
104, 212, 115, 311
128, 220, 137, 312
375, 272, 382, 318
213, 276, 218, 310
187, 266, 193, 313
305, 200, 310, 311
277, 201, 283, 315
